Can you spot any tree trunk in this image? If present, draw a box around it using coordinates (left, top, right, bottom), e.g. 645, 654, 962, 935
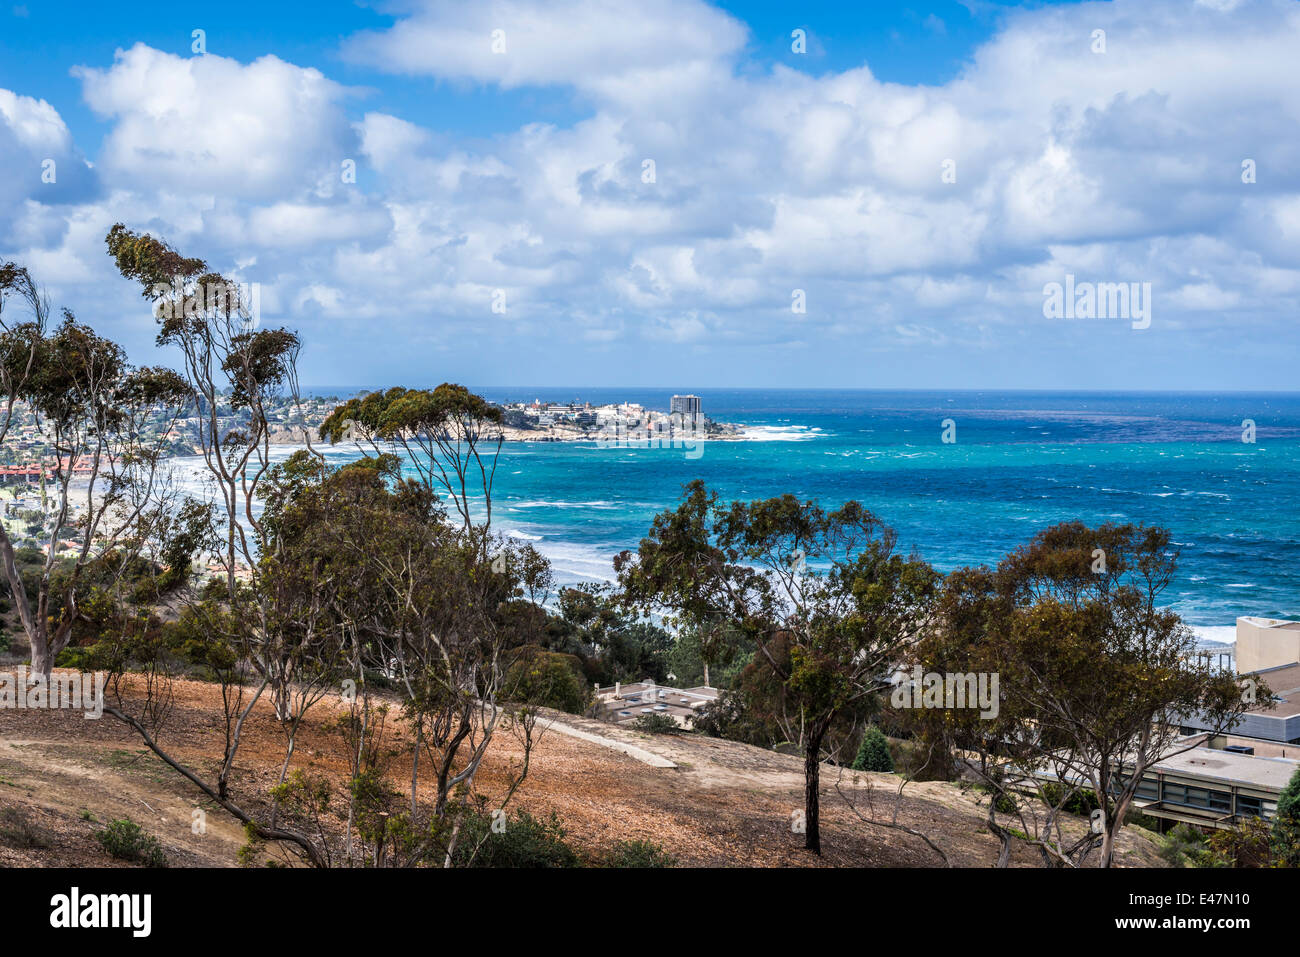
804, 730, 824, 854
30, 638, 52, 680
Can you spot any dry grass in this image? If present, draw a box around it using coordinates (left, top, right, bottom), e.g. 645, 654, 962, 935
0, 669, 1167, 867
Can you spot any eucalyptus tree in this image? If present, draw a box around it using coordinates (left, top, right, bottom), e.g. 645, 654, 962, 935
105, 223, 313, 719
617, 480, 940, 855
0, 263, 190, 678
914, 522, 1251, 868
319, 384, 504, 530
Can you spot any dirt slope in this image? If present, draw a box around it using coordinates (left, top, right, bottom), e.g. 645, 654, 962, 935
0, 671, 1166, 868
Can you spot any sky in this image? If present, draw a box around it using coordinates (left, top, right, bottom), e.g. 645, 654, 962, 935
1, 0, 1298, 391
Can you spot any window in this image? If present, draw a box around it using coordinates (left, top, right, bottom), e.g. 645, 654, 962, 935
1236, 795, 1263, 818
1161, 782, 1231, 812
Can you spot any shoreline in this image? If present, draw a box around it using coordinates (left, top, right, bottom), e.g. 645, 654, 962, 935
264, 424, 753, 446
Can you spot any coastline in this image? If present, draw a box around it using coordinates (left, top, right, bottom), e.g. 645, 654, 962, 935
264, 423, 752, 445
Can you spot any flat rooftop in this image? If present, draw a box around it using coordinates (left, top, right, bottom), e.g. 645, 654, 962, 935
593, 681, 719, 727
1245, 662, 1300, 717
1154, 748, 1300, 791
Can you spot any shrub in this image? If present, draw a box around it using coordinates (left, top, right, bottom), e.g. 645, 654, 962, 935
1272, 765, 1300, 867
1204, 818, 1274, 868
601, 839, 677, 868
1039, 783, 1100, 817
504, 649, 590, 714
96, 818, 168, 867
631, 713, 680, 734
1158, 823, 1209, 868
451, 809, 580, 868
0, 807, 52, 849
851, 726, 894, 772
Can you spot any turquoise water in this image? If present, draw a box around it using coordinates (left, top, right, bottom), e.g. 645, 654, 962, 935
448, 389, 1300, 639
276, 389, 1300, 639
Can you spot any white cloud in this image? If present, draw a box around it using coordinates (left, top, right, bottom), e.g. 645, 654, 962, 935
343, 0, 748, 96
75, 44, 357, 201
3, 0, 1300, 387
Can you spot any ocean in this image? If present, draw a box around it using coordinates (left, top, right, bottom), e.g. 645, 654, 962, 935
205, 388, 1300, 644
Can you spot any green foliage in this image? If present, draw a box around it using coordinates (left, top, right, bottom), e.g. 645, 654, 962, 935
451, 809, 580, 868
96, 818, 168, 867
631, 712, 680, 734
503, 648, 590, 714
1272, 765, 1300, 867
1158, 824, 1210, 868
543, 584, 672, 686
1204, 818, 1275, 868
693, 689, 770, 745
851, 725, 894, 772
600, 839, 677, 868
1039, 783, 1100, 817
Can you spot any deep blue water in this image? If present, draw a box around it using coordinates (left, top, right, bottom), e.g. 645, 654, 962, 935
304, 388, 1300, 639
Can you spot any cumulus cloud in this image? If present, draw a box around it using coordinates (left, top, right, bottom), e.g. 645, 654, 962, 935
75, 44, 358, 201
0, 89, 96, 236
343, 0, 748, 97
2, 0, 1300, 387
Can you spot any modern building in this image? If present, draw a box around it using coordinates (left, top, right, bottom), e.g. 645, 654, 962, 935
1180, 618, 1300, 748
1124, 735, 1298, 829
1236, 616, 1300, 674
1133, 614, 1300, 830
593, 679, 719, 729
669, 394, 704, 432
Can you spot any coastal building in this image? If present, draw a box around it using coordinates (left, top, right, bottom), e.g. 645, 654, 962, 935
1235, 616, 1300, 674
670, 394, 704, 432
593, 679, 719, 729
1124, 614, 1300, 831
1124, 736, 1298, 830
1179, 616, 1300, 749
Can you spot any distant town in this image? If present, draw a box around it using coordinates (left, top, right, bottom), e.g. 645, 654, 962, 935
0, 391, 742, 552
497, 393, 744, 442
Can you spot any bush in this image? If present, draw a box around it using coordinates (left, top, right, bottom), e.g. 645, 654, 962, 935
631, 713, 680, 734
851, 726, 894, 772
1158, 823, 1209, 868
1039, 783, 1100, 817
0, 807, 52, 849
1272, 765, 1300, 867
96, 818, 168, 867
601, 839, 677, 868
0, 630, 9, 655
504, 649, 590, 714
451, 809, 580, 868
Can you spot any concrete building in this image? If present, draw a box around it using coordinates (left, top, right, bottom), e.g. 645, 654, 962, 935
1128, 614, 1300, 830
1235, 616, 1300, 674
1126, 735, 1298, 829
669, 394, 704, 432
593, 679, 719, 729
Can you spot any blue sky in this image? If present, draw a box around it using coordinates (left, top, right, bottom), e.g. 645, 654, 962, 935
2, 0, 1297, 390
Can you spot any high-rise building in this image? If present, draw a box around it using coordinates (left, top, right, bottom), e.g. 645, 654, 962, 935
670, 394, 704, 431
670, 394, 702, 415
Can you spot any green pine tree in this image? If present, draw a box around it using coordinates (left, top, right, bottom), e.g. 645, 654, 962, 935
851, 725, 894, 773
1272, 765, 1300, 867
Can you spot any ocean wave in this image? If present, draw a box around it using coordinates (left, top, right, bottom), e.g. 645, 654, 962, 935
509, 499, 619, 509
1189, 625, 1237, 647
742, 425, 824, 442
